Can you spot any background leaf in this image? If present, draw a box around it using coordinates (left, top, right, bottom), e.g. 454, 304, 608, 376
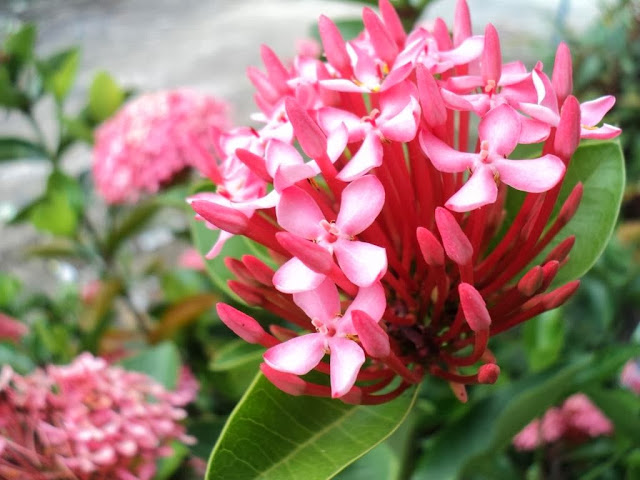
38, 47, 79, 102
0, 137, 48, 162
89, 71, 124, 122
120, 341, 180, 389
206, 374, 418, 480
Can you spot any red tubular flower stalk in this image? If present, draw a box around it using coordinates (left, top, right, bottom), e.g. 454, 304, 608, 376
189, 0, 620, 402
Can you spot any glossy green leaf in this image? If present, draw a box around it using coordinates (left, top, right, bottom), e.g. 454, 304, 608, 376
89, 71, 124, 122
0, 137, 48, 162
120, 341, 180, 390
545, 141, 625, 284
206, 374, 418, 480
504, 141, 624, 285
38, 48, 79, 102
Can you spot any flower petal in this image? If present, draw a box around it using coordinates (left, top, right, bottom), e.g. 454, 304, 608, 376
328, 337, 365, 398
493, 154, 565, 193
580, 95, 615, 127
265, 139, 303, 178
276, 186, 325, 239
342, 281, 387, 331
419, 130, 475, 173
264, 334, 326, 375
336, 175, 385, 235
334, 240, 387, 287
337, 132, 383, 182
273, 257, 326, 294
293, 278, 341, 323
445, 165, 498, 212
478, 104, 520, 156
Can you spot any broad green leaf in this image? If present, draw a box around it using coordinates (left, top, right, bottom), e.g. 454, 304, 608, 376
206, 374, 418, 480
210, 339, 263, 371
0, 137, 48, 161
29, 191, 77, 236
413, 359, 589, 480
0, 66, 29, 109
88, 71, 124, 122
120, 341, 180, 390
38, 48, 79, 102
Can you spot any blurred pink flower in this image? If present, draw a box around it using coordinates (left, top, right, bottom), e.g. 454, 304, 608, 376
81, 279, 103, 304
93, 89, 230, 204
513, 393, 613, 451
0, 312, 28, 344
178, 247, 207, 271
621, 359, 640, 395
0, 353, 196, 479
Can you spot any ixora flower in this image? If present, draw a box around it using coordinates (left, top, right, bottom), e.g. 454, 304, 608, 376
0, 353, 196, 480
513, 393, 613, 451
189, 0, 620, 403
93, 89, 230, 204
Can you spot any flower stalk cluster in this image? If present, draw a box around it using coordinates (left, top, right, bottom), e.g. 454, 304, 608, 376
190, 0, 620, 403
0, 354, 195, 480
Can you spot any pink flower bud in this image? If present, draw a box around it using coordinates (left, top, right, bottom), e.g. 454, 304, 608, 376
552, 42, 573, 106
458, 283, 491, 332
190, 200, 249, 235
352, 310, 391, 359
435, 207, 473, 265
416, 226, 445, 267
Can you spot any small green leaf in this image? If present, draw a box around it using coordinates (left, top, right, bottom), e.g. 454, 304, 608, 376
38, 48, 79, 102
120, 341, 181, 390
206, 374, 418, 480
336, 443, 400, 480
0, 66, 29, 109
0, 137, 48, 162
88, 71, 124, 122
4, 24, 36, 62
29, 191, 77, 236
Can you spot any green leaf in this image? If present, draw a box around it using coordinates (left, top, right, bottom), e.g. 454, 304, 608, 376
206, 374, 418, 480
413, 359, 589, 480
104, 201, 160, 256
155, 441, 190, 480
120, 341, 180, 390
540, 140, 625, 284
210, 340, 264, 371
4, 24, 36, 62
47, 170, 84, 212
522, 308, 565, 372
29, 190, 77, 236
335, 443, 399, 480
190, 217, 254, 300
0, 66, 29, 109
38, 48, 79, 102
0, 272, 22, 308
88, 71, 124, 122
0, 137, 48, 162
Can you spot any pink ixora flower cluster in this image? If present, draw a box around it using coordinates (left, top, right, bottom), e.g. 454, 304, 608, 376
189, 0, 620, 403
0, 353, 196, 480
93, 89, 230, 204
513, 393, 613, 451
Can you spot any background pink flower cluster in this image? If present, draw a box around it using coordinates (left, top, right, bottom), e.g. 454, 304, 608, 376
513, 393, 613, 451
93, 89, 230, 204
0, 353, 196, 480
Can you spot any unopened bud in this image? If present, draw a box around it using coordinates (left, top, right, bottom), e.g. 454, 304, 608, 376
542, 280, 580, 309
276, 232, 333, 274
478, 363, 500, 384
378, 0, 406, 47
458, 283, 492, 332
518, 266, 544, 296
260, 363, 306, 396
557, 183, 583, 226
191, 200, 249, 235
482, 24, 502, 86
552, 42, 573, 106
228, 281, 264, 306
544, 236, 575, 264
216, 303, 275, 345
242, 255, 274, 286
435, 207, 473, 265
554, 95, 581, 160
362, 7, 398, 66
416, 226, 445, 267
235, 148, 271, 182
352, 310, 391, 359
